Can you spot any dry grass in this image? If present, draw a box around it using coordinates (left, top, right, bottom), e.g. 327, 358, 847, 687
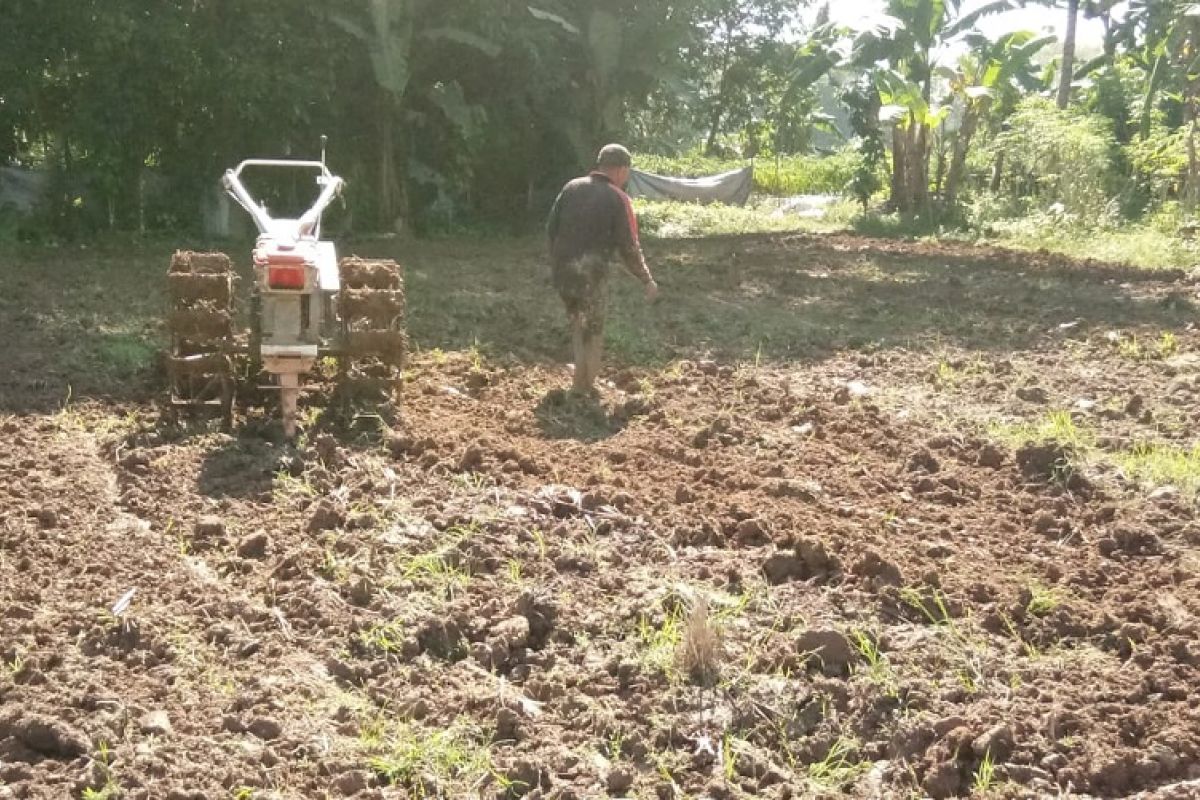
676, 595, 723, 687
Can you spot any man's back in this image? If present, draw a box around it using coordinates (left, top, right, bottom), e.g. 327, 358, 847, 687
547, 173, 636, 267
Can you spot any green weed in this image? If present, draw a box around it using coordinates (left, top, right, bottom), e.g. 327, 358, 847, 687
1026, 584, 1062, 617
807, 736, 869, 790
81, 741, 119, 800
364, 718, 492, 794
637, 607, 683, 680
988, 410, 1092, 451
357, 619, 407, 655
973, 748, 997, 793
1116, 442, 1200, 495
851, 629, 899, 698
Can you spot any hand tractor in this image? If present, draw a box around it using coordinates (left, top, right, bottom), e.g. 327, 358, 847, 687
166, 146, 405, 437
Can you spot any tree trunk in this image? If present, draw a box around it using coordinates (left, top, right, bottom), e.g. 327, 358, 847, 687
379, 90, 395, 228
909, 122, 929, 213
378, 90, 409, 234
1057, 0, 1079, 109
705, 106, 724, 155
1187, 117, 1197, 215
890, 123, 907, 212
945, 105, 981, 205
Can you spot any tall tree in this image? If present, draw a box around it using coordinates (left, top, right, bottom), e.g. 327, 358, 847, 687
1057, 0, 1080, 108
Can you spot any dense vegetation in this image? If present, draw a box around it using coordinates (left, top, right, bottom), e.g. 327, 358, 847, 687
0, 0, 1197, 241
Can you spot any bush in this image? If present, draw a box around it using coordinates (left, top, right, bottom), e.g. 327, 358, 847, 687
988, 98, 1116, 215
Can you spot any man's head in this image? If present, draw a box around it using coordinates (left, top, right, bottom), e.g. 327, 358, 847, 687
595, 143, 632, 187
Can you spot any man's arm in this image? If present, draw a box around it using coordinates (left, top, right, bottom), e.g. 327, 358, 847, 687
546, 188, 565, 246
611, 187, 656, 291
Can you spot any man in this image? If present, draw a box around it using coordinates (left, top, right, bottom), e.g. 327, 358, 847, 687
547, 143, 659, 394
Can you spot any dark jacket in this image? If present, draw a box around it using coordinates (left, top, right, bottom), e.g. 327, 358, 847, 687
547, 172, 652, 283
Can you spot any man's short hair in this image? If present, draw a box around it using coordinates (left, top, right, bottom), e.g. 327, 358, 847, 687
596, 143, 632, 168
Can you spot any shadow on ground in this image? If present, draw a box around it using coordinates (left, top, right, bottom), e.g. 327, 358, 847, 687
2, 232, 1193, 413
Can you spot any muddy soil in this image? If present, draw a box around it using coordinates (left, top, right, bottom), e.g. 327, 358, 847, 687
2, 233, 1200, 799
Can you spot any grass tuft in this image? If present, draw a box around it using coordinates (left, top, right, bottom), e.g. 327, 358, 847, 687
676, 595, 723, 687
363, 717, 492, 794
1116, 441, 1200, 495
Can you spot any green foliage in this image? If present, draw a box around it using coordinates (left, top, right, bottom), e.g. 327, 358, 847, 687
990, 97, 1118, 215
1126, 124, 1189, 206
0, 0, 1196, 237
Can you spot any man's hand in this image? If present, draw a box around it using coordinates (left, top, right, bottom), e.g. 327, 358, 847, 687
644, 279, 659, 303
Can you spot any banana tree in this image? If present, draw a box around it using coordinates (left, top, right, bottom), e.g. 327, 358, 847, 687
1136, 2, 1200, 138
527, 3, 695, 161
330, 0, 498, 231
852, 0, 1014, 212
877, 70, 949, 212
943, 30, 1054, 203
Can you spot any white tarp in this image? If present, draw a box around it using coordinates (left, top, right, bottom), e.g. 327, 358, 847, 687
626, 166, 754, 206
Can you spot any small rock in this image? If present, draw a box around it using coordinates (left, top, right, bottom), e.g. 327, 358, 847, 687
236, 531, 269, 559
496, 708, 521, 741
606, 766, 635, 795
334, 770, 370, 796
675, 485, 696, 504
36, 507, 58, 529
307, 501, 343, 533
977, 443, 1006, 468
1016, 386, 1049, 403
246, 717, 282, 740
922, 761, 962, 799
762, 552, 804, 585
491, 616, 531, 650
735, 518, 770, 546
194, 515, 226, 540
458, 444, 485, 471
796, 629, 855, 676
138, 710, 172, 737
972, 724, 1015, 762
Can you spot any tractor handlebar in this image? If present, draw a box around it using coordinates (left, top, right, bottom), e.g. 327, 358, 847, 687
221, 159, 345, 238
